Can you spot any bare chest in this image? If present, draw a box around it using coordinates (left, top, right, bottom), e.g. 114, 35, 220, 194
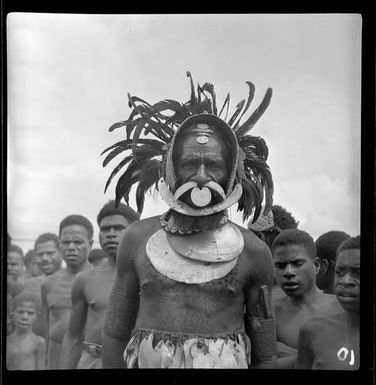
47, 274, 75, 310
311, 328, 359, 370
84, 271, 115, 312
7, 336, 38, 369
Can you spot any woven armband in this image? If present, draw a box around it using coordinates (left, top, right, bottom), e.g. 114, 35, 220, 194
248, 316, 277, 363
103, 291, 138, 340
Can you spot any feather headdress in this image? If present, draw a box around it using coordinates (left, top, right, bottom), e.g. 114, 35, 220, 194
101, 72, 274, 223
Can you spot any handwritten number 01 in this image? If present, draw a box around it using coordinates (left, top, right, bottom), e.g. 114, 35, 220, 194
337, 347, 355, 366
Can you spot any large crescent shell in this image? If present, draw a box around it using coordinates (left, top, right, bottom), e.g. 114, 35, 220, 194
146, 230, 238, 284
166, 222, 244, 262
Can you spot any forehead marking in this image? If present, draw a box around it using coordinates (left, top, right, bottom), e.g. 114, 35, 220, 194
196, 136, 209, 144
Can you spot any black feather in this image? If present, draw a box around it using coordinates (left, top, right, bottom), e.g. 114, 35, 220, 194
135, 159, 162, 214
228, 99, 245, 128
233, 82, 255, 129
236, 87, 273, 137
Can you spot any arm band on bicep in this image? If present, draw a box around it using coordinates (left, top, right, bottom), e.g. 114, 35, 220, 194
247, 315, 277, 363
103, 291, 139, 340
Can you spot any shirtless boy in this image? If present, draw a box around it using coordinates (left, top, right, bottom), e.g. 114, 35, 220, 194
59, 201, 139, 369
41, 215, 93, 369
7, 292, 46, 370
248, 205, 299, 302
272, 229, 342, 368
296, 235, 360, 369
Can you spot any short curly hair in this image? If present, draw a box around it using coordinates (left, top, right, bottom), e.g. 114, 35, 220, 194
34, 233, 60, 251
315, 231, 351, 263
336, 235, 360, 259
272, 229, 316, 259
8, 244, 24, 259
59, 215, 94, 239
12, 291, 42, 313
24, 250, 36, 268
96, 200, 139, 226
272, 205, 299, 230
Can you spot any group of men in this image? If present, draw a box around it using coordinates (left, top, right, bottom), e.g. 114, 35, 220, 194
6, 202, 139, 370
6, 74, 360, 370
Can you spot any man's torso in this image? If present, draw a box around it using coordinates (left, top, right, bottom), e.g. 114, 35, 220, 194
83, 265, 116, 344
276, 293, 342, 348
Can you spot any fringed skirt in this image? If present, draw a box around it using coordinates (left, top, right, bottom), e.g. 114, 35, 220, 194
124, 328, 251, 368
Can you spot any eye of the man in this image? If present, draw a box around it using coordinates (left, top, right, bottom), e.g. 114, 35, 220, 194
274, 262, 286, 269
335, 266, 345, 276
101, 225, 126, 232
292, 259, 305, 267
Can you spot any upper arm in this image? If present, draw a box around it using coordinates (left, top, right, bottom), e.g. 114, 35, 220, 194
242, 231, 274, 317
112, 224, 140, 296
36, 337, 47, 370
40, 281, 50, 324
295, 319, 316, 369
103, 223, 142, 338
67, 273, 88, 337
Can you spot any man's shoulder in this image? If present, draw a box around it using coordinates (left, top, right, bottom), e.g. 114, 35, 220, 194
301, 313, 341, 335
274, 294, 289, 309
42, 269, 65, 287
125, 215, 161, 234
234, 222, 270, 253
319, 291, 343, 311
32, 333, 46, 345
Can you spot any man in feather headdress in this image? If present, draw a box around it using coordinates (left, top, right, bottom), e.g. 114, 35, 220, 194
102, 73, 276, 369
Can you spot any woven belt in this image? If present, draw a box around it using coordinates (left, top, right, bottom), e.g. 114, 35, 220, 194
83, 341, 103, 358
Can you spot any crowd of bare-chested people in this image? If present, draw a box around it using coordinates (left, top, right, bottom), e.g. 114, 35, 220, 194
6, 202, 360, 370
6, 74, 360, 371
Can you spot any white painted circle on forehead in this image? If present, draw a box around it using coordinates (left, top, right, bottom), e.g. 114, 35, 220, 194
197, 124, 209, 129
196, 136, 209, 144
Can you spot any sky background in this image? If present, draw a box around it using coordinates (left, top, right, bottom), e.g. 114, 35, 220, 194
7, 13, 362, 252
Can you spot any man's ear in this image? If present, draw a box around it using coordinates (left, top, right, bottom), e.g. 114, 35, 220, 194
318, 258, 329, 274
314, 257, 322, 274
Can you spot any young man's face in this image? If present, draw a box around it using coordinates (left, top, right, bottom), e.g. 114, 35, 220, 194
274, 244, 317, 298
334, 249, 360, 312
35, 240, 63, 275
7, 252, 24, 281
12, 301, 38, 330
98, 215, 130, 258
60, 225, 93, 267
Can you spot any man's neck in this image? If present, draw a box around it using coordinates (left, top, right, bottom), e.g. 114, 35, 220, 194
344, 310, 360, 332
14, 326, 32, 338
288, 285, 322, 308
66, 261, 90, 275
161, 209, 228, 234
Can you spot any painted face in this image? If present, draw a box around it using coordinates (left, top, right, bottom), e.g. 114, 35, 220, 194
12, 301, 38, 330
274, 244, 317, 298
98, 215, 130, 258
7, 252, 24, 281
60, 224, 93, 267
334, 249, 360, 312
35, 240, 63, 275
174, 134, 229, 208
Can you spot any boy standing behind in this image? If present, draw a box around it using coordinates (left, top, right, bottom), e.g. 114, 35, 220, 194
296, 235, 360, 369
7, 292, 46, 370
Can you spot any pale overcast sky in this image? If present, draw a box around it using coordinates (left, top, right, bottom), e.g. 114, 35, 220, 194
7, 13, 362, 252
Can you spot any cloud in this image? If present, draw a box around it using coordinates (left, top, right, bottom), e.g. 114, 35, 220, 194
274, 174, 360, 239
